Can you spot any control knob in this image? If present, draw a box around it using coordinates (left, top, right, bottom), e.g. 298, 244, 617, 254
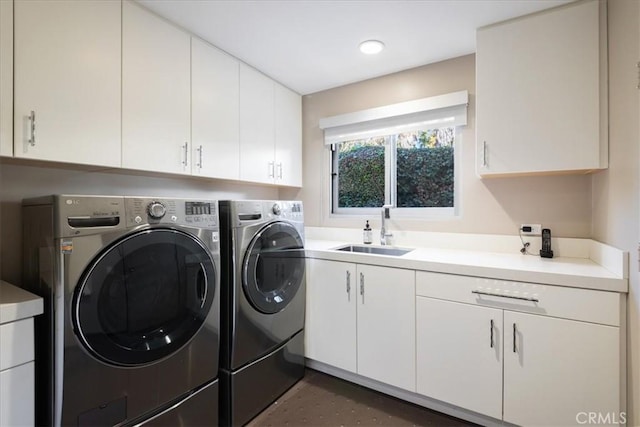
272, 203, 281, 216
148, 202, 166, 219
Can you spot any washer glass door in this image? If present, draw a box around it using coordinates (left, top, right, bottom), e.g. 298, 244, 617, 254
73, 228, 216, 367
242, 221, 305, 314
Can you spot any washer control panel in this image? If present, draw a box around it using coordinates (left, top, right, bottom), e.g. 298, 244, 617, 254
125, 198, 219, 230
231, 200, 304, 227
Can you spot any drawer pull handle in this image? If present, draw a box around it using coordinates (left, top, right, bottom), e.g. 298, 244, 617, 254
490, 319, 494, 348
360, 272, 364, 304
513, 323, 517, 353
472, 290, 539, 303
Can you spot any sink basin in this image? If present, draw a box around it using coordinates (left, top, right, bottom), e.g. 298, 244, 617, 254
333, 244, 413, 257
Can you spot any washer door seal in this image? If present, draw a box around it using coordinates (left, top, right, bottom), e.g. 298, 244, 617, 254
72, 228, 216, 367
242, 221, 305, 314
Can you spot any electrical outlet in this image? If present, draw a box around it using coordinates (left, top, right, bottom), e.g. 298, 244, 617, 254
520, 224, 542, 236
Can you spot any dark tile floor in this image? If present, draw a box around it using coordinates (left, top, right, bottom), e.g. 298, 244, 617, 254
247, 369, 477, 427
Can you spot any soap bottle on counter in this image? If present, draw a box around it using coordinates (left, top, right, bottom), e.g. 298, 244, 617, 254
363, 220, 372, 244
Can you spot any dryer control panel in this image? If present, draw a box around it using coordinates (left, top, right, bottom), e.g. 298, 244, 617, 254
125, 197, 219, 230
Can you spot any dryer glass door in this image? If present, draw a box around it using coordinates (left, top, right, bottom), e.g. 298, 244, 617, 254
242, 221, 305, 314
73, 228, 216, 367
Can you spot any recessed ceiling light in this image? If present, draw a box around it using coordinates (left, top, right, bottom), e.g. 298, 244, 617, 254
359, 40, 385, 55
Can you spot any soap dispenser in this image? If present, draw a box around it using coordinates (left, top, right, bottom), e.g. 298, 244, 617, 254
363, 220, 373, 244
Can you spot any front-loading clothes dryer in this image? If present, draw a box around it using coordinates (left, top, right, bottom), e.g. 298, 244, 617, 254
21, 195, 221, 426
219, 200, 306, 426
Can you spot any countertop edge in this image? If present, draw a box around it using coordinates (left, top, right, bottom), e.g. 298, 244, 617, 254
304, 242, 628, 293
0, 281, 44, 324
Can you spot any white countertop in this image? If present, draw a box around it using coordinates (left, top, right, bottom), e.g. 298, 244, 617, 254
0, 280, 43, 324
305, 239, 628, 293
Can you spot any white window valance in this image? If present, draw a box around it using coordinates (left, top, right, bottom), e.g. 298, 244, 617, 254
319, 90, 468, 145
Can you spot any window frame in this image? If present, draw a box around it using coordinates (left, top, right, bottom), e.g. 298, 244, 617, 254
329, 127, 461, 218
320, 91, 468, 220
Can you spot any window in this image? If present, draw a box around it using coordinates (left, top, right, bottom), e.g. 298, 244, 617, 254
320, 91, 467, 216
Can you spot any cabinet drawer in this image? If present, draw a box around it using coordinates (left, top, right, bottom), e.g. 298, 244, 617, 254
0, 318, 35, 370
416, 271, 620, 326
0, 361, 35, 426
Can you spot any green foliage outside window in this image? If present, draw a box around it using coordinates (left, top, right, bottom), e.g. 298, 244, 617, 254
338, 145, 385, 207
336, 128, 454, 209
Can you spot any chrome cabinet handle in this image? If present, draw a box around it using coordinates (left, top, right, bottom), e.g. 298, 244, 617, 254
346, 271, 351, 301
482, 141, 487, 167
197, 145, 203, 169
490, 319, 494, 348
472, 290, 539, 303
359, 272, 364, 304
182, 142, 189, 167
276, 162, 283, 179
513, 323, 517, 353
28, 111, 36, 146
268, 161, 275, 178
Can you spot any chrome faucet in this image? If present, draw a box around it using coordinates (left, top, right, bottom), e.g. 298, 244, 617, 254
380, 204, 393, 245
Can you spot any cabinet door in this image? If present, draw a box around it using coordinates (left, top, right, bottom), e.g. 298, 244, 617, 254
357, 265, 415, 391
416, 297, 503, 419
122, 1, 191, 174
304, 259, 357, 373
14, 0, 121, 167
239, 64, 275, 184
476, 0, 605, 176
191, 37, 240, 180
0, 362, 35, 427
274, 83, 302, 187
504, 311, 621, 426
0, 0, 12, 157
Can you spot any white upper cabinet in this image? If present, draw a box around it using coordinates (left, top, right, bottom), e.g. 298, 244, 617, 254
122, 1, 191, 175
240, 64, 302, 186
13, 0, 121, 167
476, 0, 607, 177
275, 83, 302, 187
0, 0, 12, 157
191, 38, 240, 180
239, 64, 276, 184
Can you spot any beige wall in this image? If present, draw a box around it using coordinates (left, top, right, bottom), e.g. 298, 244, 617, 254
592, 0, 640, 424
292, 54, 593, 238
0, 160, 278, 286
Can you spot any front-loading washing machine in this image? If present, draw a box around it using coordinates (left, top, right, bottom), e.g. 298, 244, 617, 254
21, 195, 221, 426
219, 200, 306, 426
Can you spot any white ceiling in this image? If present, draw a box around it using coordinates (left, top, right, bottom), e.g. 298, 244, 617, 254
138, 0, 572, 95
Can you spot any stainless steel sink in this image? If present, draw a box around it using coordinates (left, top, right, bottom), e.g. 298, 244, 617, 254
333, 244, 413, 257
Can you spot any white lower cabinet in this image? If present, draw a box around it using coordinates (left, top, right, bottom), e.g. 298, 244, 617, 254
503, 311, 620, 427
305, 259, 357, 373
416, 271, 623, 426
0, 317, 36, 426
305, 259, 416, 392
416, 297, 503, 419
